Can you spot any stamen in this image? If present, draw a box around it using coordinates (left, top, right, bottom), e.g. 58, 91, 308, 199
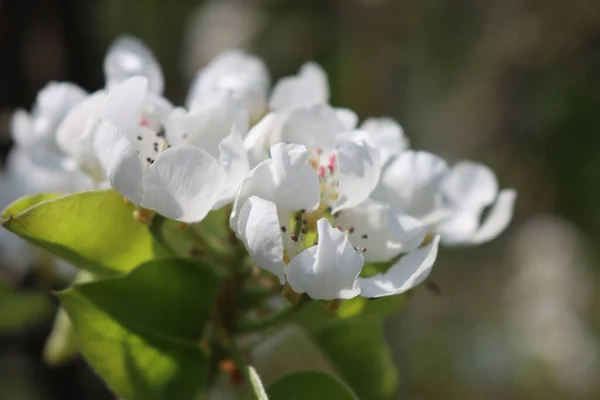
137, 136, 142, 141
362, 234, 368, 239
328, 154, 337, 173
291, 235, 298, 242
281, 226, 287, 233
361, 248, 367, 253
318, 166, 326, 178
139, 117, 149, 127
348, 226, 355, 233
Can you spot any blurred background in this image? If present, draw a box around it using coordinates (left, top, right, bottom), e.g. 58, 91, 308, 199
1, 0, 600, 399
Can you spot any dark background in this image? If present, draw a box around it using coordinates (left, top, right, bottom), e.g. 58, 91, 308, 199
1, 0, 600, 398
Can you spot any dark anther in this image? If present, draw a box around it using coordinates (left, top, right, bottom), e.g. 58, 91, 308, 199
281, 226, 287, 232
137, 136, 142, 140
291, 235, 298, 242
362, 234, 368, 239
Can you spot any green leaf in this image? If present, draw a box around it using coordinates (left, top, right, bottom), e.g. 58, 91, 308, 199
313, 317, 398, 400
63, 257, 221, 343
2, 190, 165, 276
58, 258, 221, 399
248, 366, 269, 400
267, 371, 358, 400
43, 307, 78, 365
0, 193, 63, 218
44, 271, 96, 366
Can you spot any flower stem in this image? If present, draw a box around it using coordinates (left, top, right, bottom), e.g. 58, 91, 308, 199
235, 295, 312, 333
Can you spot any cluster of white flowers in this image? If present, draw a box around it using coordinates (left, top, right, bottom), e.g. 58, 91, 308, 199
1, 36, 516, 298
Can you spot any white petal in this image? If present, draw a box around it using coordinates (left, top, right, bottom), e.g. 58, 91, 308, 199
141, 145, 225, 223
93, 121, 143, 204
469, 189, 517, 244
244, 112, 278, 166
56, 91, 107, 177
244, 111, 292, 166
335, 201, 427, 263
269, 62, 329, 110
230, 143, 321, 231
359, 117, 409, 165
359, 235, 440, 298
166, 93, 248, 158
441, 161, 498, 209
187, 50, 269, 122
104, 35, 164, 94
213, 128, 250, 208
268, 143, 321, 211
237, 196, 286, 284
372, 150, 448, 220
92, 120, 143, 204
280, 104, 344, 150
286, 219, 363, 300
334, 139, 381, 213
99, 76, 149, 135
335, 108, 359, 130
13, 82, 87, 147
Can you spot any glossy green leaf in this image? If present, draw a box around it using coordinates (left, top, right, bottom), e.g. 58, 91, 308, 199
248, 366, 269, 400
2, 190, 165, 276
0, 193, 63, 218
267, 371, 358, 400
313, 317, 398, 400
63, 258, 221, 343
59, 258, 220, 399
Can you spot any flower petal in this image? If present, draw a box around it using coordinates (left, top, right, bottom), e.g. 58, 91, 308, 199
104, 35, 164, 94
269, 62, 329, 110
92, 120, 144, 204
243, 112, 281, 166
286, 219, 363, 300
372, 150, 448, 220
359, 235, 440, 298
56, 91, 107, 177
335, 108, 359, 130
187, 50, 269, 122
280, 104, 344, 150
237, 196, 286, 284
441, 161, 498, 209
359, 117, 409, 165
335, 201, 427, 263
141, 145, 225, 223
230, 143, 321, 229
333, 139, 381, 213
469, 189, 517, 244
166, 92, 248, 158
99, 76, 149, 135
212, 127, 250, 208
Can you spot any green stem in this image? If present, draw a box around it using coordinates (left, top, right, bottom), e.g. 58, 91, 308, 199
235, 295, 312, 333
148, 214, 177, 255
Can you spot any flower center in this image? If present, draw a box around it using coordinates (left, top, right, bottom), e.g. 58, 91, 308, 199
135, 111, 169, 168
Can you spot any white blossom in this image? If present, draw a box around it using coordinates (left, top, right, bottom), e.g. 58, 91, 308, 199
92, 77, 226, 223
231, 143, 440, 299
